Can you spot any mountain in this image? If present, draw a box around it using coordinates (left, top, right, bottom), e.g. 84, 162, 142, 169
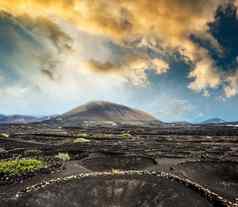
0, 101, 159, 126
0, 115, 57, 124
0, 114, 7, 121
168, 121, 191, 126
53, 101, 159, 126
0, 115, 38, 124
201, 118, 226, 124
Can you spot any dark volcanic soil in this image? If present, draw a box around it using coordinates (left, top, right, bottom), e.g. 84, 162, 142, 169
8, 173, 214, 207
174, 161, 238, 201
0, 123, 238, 207
79, 155, 157, 171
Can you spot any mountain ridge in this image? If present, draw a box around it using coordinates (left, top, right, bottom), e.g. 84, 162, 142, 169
201, 118, 226, 124
0, 114, 56, 124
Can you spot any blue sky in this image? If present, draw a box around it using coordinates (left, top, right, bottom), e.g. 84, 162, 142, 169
1, 0, 238, 122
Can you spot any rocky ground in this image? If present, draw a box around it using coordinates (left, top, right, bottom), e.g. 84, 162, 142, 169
0, 123, 238, 207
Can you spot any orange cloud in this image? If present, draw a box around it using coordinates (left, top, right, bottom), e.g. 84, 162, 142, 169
0, 0, 225, 45
188, 57, 221, 91
85, 53, 169, 86
0, 0, 231, 93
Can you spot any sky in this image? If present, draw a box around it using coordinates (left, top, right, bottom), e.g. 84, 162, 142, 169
1, 0, 238, 122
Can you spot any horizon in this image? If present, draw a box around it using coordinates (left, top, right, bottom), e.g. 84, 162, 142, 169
0, 100, 231, 123
1, 1, 238, 122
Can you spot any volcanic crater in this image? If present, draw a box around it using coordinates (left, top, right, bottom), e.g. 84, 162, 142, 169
79, 154, 157, 171
9, 172, 216, 207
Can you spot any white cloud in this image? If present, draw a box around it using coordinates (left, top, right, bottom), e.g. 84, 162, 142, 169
0, 0, 228, 93
224, 71, 238, 97
188, 57, 221, 92
151, 59, 169, 75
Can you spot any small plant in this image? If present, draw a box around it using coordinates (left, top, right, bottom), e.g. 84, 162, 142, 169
0, 158, 45, 176
73, 138, 91, 143
0, 133, 9, 138
120, 133, 131, 139
55, 152, 70, 161
111, 169, 120, 175
105, 134, 112, 138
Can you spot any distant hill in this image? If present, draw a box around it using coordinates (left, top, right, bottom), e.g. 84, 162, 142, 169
0, 115, 57, 124
53, 101, 159, 126
201, 118, 226, 124
170, 121, 191, 125
167, 121, 191, 127
0, 115, 38, 124
0, 114, 7, 121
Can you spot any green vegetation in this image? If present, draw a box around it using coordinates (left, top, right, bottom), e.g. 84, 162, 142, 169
0, 133, 9, 138
0, 159, 45, 176
119, 133, 131, 139
73, 137, 91, 143
55, 152, 70, 161
111, 169, 120, 175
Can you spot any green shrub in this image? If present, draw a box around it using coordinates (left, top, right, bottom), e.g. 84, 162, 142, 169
111, 169, 120, 175
0, 133, 9, 138
55, 152, 70, 161
120, 133, 131, 139
73, 138, 91, 143
0, 159, 45, 176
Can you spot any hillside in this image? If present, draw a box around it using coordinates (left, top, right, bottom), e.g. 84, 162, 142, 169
55, 101, 159, 126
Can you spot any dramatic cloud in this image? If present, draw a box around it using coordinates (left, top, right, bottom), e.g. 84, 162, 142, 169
0, 0, 229, 92
87, 55, 169, 86
1, 0, 238, 120
188, 57, 221, 91
0, 11, 72, 83
152, 59, 169, 75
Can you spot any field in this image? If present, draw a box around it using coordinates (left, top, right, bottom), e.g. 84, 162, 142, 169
0, 123, 238, 207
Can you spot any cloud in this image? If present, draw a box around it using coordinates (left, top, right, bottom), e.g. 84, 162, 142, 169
0, 11, 73, 82
224, 70, 238, 97
0, 0, 228, 89
203, 90, 211, 97
16, 14, 72, 52
0, 11, 72, 52
86, 55, 169, 86
143, 95, 195, 122
151, 59, 169, 75
86, 58, 148, 86
188, 57, 221, 91
0, 12, 136, 115
3, 0, 238, 100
